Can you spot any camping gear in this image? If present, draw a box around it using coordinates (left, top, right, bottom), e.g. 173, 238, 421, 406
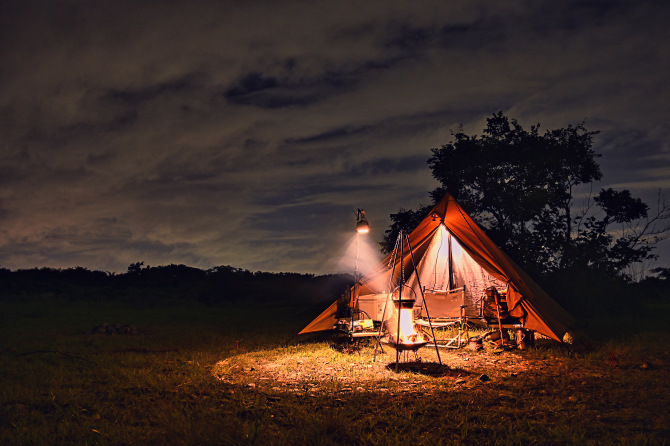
468, 337, 483, 350
300, 193, 574, 343
371, 230, 442, 368
385, 298, 430, 351
515, 329, 534, 350
484, 286, 509, 319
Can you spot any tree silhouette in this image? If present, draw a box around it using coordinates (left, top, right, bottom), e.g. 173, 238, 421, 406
383, 112, 669, 280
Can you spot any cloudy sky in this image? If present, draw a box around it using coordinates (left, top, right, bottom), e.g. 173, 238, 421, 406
1, 0, 669, 275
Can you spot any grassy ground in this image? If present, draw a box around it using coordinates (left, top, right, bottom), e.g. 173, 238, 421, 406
1, 297, 668, 445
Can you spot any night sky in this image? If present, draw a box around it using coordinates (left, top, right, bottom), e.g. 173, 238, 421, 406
1, 1, 669, 275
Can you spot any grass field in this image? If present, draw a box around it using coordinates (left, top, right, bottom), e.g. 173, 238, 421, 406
1, 296, 669, 445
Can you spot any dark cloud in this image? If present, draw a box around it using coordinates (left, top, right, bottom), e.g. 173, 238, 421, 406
287, 125, 372, 144
0, 0, 668, 274
223, 63, 366, 109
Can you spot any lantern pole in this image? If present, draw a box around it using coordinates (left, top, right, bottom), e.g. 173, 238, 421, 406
352, 209, 369, 329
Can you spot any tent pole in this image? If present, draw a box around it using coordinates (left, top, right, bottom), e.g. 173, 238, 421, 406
374, 234, 401, 361
405, 232, 442, 366
448, 231, 453, 291
396, 231, 404, 371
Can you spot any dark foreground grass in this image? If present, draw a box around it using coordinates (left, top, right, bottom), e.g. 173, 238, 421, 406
1, 297, 669, 445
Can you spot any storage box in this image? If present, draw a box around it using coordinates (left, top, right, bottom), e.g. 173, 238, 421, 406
357, 294, 388, 321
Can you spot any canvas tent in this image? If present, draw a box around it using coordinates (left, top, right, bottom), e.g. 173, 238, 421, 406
299, 193, 574, 342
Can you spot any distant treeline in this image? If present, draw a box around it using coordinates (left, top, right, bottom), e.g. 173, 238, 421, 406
540, 266, 670, 319
1, 263, 667, 319
0, 263, 353, 305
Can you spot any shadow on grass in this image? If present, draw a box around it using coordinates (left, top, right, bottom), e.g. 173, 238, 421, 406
385, 361, 470, 378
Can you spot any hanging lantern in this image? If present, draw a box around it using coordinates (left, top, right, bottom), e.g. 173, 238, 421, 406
356, 209, 369, 234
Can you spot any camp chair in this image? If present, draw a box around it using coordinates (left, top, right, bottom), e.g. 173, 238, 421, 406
416, 287, 470, 348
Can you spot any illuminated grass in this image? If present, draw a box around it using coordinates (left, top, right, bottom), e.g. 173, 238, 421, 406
0, 298, 668, 445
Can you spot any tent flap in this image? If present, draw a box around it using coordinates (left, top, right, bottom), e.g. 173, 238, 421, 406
298, 300, 339, 335
299, 193, 575, 342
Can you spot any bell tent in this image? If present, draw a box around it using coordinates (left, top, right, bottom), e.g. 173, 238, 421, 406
299, 193, 574, 343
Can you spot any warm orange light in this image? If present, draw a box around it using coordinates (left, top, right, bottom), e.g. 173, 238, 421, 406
387, 298, 429, 349
356, 209, 369, 234
397, 305, 417, 340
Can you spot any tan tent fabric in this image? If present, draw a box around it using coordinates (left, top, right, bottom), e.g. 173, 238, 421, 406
300, 193, 575, 341
435, 194, 575, 341
408, 225, 505, 317
298, 300, 339, 335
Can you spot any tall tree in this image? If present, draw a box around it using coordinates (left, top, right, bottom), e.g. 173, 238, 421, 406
383, 112, 669, 279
